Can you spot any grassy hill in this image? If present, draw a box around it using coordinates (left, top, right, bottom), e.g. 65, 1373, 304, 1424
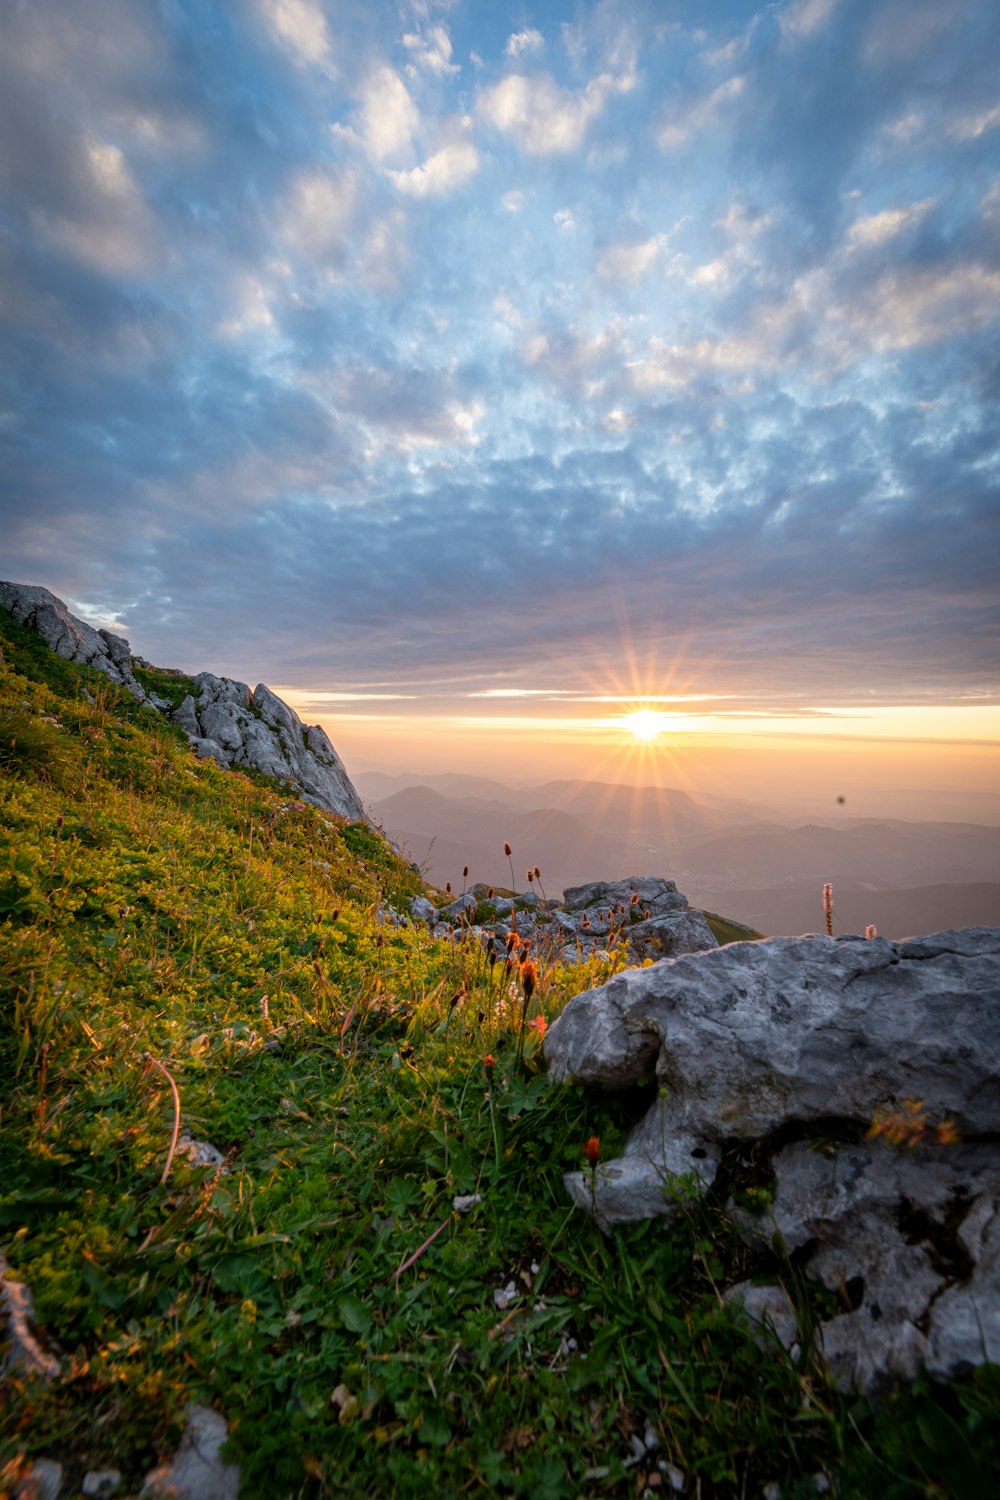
0, 607, 996, 1498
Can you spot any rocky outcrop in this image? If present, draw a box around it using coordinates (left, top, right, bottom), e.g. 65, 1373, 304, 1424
0, 581, 151, 703
544, 927, 1000, 1395
176, 673, 363, 820
0, 582, 364, 821
413, 875, 718, 965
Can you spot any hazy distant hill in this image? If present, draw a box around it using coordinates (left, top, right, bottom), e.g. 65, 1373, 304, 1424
677, 818, 1000, 887
361, 770, 1000, 934
689, 878, 1000, 941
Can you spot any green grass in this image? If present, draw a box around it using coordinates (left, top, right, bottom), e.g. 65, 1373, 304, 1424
703, 911, 766, 945
0, 608, 996, 1498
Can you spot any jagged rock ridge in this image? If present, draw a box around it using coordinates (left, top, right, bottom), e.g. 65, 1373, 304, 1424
0, 581, 364, 822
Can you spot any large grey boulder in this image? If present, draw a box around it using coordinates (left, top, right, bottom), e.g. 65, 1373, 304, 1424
0, 582, 366, 822
544, 927, 1000, 1394
546, 930, 1000, 1135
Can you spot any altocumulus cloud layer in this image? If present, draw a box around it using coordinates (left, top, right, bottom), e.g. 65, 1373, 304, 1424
1, 0, 998, 707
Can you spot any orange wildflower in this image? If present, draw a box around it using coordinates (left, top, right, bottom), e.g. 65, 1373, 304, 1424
583, 1136, 601, 1166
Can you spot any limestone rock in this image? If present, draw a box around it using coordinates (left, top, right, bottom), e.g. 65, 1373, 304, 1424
0, 581, 145, 700
545, 927, 1000, 1395
546, 930, 1000, 1138
141, 1405, 239, 1500
724, 1282, 799, 1356
1, 1254, 60, 1383
82, 1472, 121, 1498
10, 1459, 63, 1500
558, 877, 717, 963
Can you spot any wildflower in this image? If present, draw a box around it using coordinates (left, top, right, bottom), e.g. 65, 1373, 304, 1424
526, 869, 534, 883
483, 1054, 496, 1076
505, 930, 521, 952
487, 887, 494, 899
526, 1015, 547, 1041
445, 880, 452, 895
533, 866, 541, 879
519, 958, 538, 1003
822, 882, 834, 936
331, 908, 340, 922
503, 842, 512, 857
630, 892, 640, 906
583, 1136, 601, 1166
936, 1118, 959, 1145
462, 865, 469, 878
865, 924, 878, 940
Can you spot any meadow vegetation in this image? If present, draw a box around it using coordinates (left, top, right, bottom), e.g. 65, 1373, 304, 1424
1, 607, 997, 1498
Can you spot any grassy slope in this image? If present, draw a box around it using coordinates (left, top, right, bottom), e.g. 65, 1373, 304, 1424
0, 609, 996, 1499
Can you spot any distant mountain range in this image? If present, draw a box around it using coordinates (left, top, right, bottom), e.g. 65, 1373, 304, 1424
355, 771, 1000, 939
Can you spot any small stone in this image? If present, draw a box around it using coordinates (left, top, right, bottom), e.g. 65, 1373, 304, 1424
13, 1460, 63, 1500
176, 1135, 226, 1170
82, 1472, 121, 1498
452, 1194, 482, 1214
140, 1404, 239, 1500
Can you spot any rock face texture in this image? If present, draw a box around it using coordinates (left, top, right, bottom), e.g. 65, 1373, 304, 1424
176, 673, 363, 820
0, 582, 364, 821
544, 927, 1000, 1395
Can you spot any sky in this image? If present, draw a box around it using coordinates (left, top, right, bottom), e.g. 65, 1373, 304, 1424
2, 0, 999, 809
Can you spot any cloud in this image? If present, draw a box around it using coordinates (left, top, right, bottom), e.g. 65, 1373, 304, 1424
32, 135, 154, 275
846, 198, 936, 251
259, 0, 334, 70
658, 75, 745, 150
478, 64, 634, 155
780, 0, 840, 39
830, 263, 1000, 353
597, 235, 669, 284
389, 140, 479, 198
506, 29, 543, 58
949, 103, 1000, 142
354, 67, 420, 164
403, 25, 460, 77
280, 166, 359, 266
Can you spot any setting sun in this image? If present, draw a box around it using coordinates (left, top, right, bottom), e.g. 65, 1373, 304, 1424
621, 709, 681, 741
